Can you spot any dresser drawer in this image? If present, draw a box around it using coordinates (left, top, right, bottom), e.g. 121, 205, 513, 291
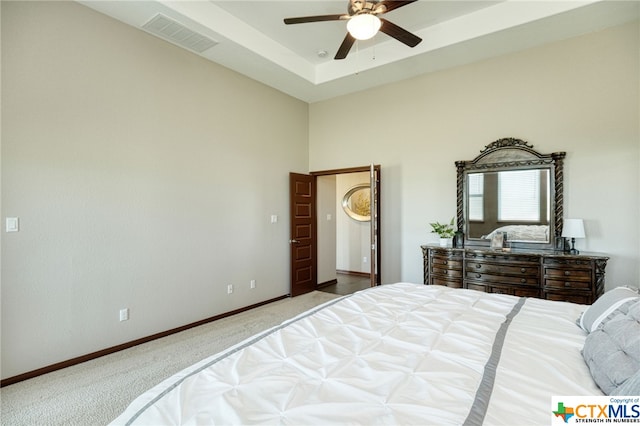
544, 268, 591, 280
467, 282, 540, 298
544, 279, 591, 291
466, 283, 487, 293
431, 257, 462, 270
510, 286, 541, 298
432, 266, 463, 279
466, 271, 538, 287
432, 277, 464, 288
466, 261, 538, 277
431, 251, 462, 265
466, 252, 540, 265
544, 291, 592, 305
543, 258, 594, 268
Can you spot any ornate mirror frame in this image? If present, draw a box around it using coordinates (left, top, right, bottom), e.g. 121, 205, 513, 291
456, 138, 566, 250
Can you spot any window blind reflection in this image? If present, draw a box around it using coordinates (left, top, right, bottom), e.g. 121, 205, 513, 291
498, 170, 541, 221
468, 173, 484, 221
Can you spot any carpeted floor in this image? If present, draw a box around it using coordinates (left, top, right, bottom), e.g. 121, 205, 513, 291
0, 291, 340, 426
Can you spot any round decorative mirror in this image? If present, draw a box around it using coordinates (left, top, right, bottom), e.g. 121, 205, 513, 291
342, 184, 371, 222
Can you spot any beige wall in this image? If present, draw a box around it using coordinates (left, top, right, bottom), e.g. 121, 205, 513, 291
316, 175, 337, 284
310, 21, 640, 288
1, 2, 308, 379
336, 172, 371, 274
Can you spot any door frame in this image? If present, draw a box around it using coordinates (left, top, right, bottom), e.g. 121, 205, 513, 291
311, 165, 381, 286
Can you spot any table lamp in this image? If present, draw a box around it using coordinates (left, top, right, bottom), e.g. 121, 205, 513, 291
561, 219, 585, 255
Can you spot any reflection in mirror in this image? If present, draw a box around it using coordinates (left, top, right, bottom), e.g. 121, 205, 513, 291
467, 169, 550, 242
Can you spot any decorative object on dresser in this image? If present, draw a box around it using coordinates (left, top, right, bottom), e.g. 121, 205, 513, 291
453, 228, 464, 248
429, 217, 455, 247
422, 137, 609, 304
490, 232, 505, 250
562, 218, 586, 255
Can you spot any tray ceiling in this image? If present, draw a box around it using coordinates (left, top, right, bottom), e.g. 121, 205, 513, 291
79, 1, 639, 103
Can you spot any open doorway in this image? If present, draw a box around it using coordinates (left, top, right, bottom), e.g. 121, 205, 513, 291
315, 166, 380, 296
289, 165, 380, 297
317, 172, 371, 295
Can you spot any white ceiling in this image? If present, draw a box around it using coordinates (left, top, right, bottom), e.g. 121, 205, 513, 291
79, 1, 639, 103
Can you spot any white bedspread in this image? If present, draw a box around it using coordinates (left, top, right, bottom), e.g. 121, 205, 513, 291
111, 283, 602, 426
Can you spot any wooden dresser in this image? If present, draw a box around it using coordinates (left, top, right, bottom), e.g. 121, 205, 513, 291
421, 245, 608, 304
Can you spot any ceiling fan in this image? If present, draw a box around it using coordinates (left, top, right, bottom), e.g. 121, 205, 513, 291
284, 0, 422, 60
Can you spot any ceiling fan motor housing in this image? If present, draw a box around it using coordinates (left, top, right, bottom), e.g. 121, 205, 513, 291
349, 0, 386, 16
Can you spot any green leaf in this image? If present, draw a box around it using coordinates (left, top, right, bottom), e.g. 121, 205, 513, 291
429, 217, 456, 238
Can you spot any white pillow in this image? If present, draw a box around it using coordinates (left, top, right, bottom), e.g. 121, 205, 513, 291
582, 300, 640, 395
578, 286, 640, 332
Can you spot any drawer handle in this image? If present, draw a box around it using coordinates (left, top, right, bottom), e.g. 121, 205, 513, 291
443, 270, 448, 275
476, 264, 482, 269
521, 278, 526, 284
565, 282, 571, 287
476, 273, 481, 279
443, 260, 448, 265
520, 268, 526, 273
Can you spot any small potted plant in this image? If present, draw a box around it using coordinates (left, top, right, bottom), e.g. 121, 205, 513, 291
430, 218, 455, 247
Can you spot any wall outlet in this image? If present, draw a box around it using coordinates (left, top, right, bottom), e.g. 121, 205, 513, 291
119, 308, 129, 322
250, 279, 256, 289
363, 256, 368, 263
227, 284, 233, 294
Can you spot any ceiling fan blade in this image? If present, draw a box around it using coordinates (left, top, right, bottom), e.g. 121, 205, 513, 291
379, 18, 422, 47
334, 33, 356, 60
284, 14, 348, 25
378, 0, 418, 14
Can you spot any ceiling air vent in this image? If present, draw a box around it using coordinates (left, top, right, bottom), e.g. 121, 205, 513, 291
142, 14, 218, 53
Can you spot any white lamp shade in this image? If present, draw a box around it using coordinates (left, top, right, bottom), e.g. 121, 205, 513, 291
347, 14, 381, 40
562, 218, 585, 238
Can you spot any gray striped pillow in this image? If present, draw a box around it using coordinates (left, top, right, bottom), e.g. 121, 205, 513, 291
578, 286, 640, 332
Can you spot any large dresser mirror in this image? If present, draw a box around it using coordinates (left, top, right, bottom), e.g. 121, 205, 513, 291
456, 138, 566, 250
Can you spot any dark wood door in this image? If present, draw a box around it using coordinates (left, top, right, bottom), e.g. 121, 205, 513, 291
289, 173, 317, 297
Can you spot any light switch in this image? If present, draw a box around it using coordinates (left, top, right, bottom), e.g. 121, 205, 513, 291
6, 217, 19, 232
271, 215, 278, 224
326, 214, 332, 221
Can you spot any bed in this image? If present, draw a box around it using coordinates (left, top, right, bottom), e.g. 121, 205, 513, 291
482, 225, 549, 242
110, 283, 640, 425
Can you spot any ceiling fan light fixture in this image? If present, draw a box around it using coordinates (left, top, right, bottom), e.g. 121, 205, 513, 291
347, 14, 381, 40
